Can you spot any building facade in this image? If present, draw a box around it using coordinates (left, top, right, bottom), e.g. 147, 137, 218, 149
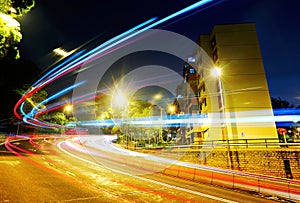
176, 23, 278, 145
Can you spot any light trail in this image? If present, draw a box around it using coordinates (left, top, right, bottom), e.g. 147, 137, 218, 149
13, 17, 158, 120
22, 81, 85, 128
32, 50, 86, 87
58, 136, 238, 203
57, 109, 299, 130
14, 0, 216, 127
59, 135, 300, 202
32, 17, 158, 90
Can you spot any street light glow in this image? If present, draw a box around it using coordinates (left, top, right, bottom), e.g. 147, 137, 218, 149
153, 93, 162, 100
168, 105, 176, 113
112, 91, 128, 109
64, 104, 73, 112
212, 67, 222, 78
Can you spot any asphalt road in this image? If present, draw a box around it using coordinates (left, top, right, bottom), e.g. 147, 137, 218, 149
0, 136, 287, 203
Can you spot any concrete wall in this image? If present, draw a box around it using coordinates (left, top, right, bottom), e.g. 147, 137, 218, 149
197, 23, 278, 141
181, 148, 300, 180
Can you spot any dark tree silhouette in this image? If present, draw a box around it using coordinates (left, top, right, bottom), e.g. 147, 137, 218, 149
0, 58, 41, 119
271, 97, 299, 109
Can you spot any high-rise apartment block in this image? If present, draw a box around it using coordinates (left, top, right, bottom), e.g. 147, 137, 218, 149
176, 23, 278, 145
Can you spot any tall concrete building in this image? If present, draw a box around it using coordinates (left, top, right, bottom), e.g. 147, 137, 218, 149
176, 23, 278, 145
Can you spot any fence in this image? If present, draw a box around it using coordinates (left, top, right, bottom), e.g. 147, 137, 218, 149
161, 138, 300, 149
161, 160, 300, 201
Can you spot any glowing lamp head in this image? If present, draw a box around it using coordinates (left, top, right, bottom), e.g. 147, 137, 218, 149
168, 105, 176, 113
212, 67, 222, 78
153, 93, 162, 100
64, 104, 73, 112
112, 91, 128, 109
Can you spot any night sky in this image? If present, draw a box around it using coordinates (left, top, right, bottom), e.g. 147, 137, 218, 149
19, 0, 300, 105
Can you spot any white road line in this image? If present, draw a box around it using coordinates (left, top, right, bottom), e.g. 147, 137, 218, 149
57, 141, 238, 203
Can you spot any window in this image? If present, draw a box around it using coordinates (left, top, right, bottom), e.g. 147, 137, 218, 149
213, 48, 218, 62
188, 56, 196, 63
211, 35, 216, 49
189, 68, 195, 74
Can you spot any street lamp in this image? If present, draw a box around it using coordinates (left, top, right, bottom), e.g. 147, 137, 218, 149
168, 105, 176, 114
212, 67, 225, 125
152, 93, 165, 144
112, 90, 129, 148
64, 104, 73, 113
112, 92, 128, 110
212, 67, 232, 169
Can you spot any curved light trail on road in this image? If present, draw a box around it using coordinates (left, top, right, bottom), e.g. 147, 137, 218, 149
57, 135, 238, 203
3, 133, 300, 202
58, 135, 300, 201
13, 0, 216, 128
7, 1, 300, 202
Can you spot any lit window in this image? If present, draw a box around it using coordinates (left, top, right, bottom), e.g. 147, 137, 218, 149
211, 35, 216, 49
188, 56, 196, 63
213, 49, 218, 62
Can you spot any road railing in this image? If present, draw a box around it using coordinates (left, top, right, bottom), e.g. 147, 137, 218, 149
159, 137, 300, 149
125, 137, 300, 201
161, 160, 300, 201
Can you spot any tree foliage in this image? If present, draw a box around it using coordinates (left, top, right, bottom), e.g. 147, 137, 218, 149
0, 13, 21, 59
271, 97, 299, 109
43, 112, 67, 126
11, 0, 35, 16
0, 58, 40, 119
0, 0, 35, 60
14, 84, 48, 114
128, 100, 153, 118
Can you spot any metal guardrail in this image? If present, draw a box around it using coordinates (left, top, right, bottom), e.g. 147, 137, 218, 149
161, 162, 300, 202
120, 140, 300, 201
129, 138, 300, 150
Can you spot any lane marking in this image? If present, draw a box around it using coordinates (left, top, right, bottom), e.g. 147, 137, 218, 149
57, 141, 238, 203
0, 160, 20, 166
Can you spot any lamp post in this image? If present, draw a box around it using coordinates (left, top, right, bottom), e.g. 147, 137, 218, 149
157, 107, 163, 145
64, 104, 73, 113
168, 104, 177, 143
152, 94, 164, 144
212, 67, 232, 169
112, 91, 129, 148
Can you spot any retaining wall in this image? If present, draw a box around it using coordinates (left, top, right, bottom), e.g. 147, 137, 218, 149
181, 148, 300, 180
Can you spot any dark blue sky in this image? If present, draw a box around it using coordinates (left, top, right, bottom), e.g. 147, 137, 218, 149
19, 0, 300, 105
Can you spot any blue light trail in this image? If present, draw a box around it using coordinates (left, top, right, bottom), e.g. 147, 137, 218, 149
15, 0, 218, 127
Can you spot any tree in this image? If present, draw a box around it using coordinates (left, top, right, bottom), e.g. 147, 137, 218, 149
0, 58, 41, 119
14, 85, 48, 115
271, 97, 298, 109
0, 0, 35, 60
0, 13, 21, 60
10, 0, 35, 16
